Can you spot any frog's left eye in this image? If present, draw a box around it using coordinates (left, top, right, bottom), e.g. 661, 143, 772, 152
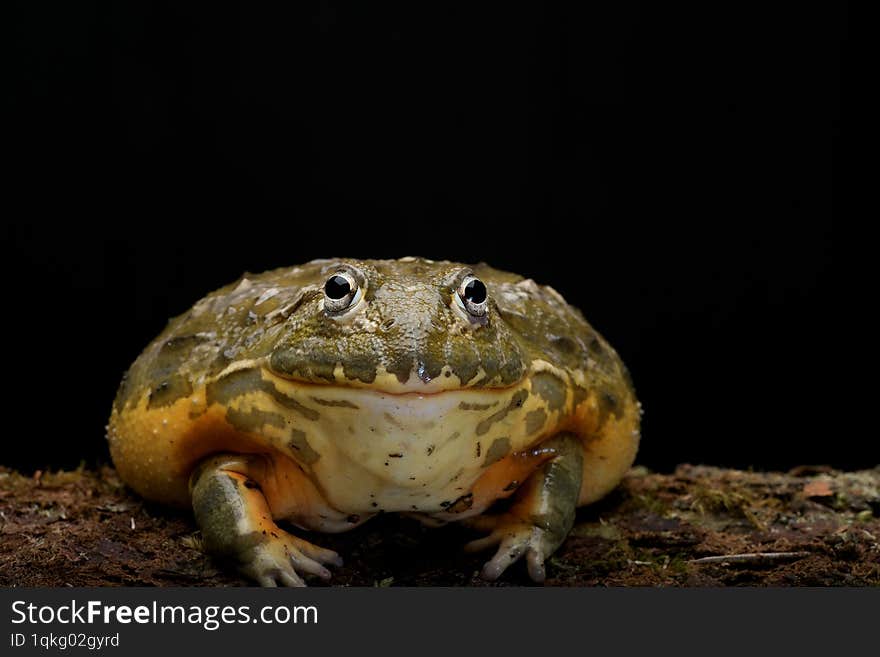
323, 271, 360, 313
457, 275, 488, 317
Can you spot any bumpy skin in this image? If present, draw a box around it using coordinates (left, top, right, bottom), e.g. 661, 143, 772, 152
108, 257, 641, 585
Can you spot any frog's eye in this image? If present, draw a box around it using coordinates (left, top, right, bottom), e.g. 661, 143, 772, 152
323, 271, 360, 313
457, 275, 488, 318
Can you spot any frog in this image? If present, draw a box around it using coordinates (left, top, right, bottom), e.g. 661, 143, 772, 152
107, 257, 641, 586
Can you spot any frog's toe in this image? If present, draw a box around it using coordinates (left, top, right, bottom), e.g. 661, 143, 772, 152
289, 536, 344, 568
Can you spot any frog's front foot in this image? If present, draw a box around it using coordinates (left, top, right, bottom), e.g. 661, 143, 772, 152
241, 531, 343, 587
464, 514, 555, 582
463, 433, 584, 583
190, 454, 343, 587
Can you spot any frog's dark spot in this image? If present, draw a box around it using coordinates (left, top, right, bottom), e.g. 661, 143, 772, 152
503, 480, 519, 491
381, 318, 396, 331
388, 453, 403, 458
225, 407, 286, 433
288, 429, 320, 464
475, 442, 482, 458
526, 409, 548, 435
371, 502, 378, 508
271, 383, 322, 418
342, 353, 380, 385
444, 371, 452, 378
147, 374, 193, 409
586, 335, 617, 372
475, 389, 528, 436
269, 347, 337, 383
458, 401, 498, 411
446, 342, 479, 385
415, 349, 445, 385
446, 493, 473, 514
207, 368, 320, 421
551, 335, 578, 355
310, 397, 359, 409
449, 468, 464, 483
472, 340, 527, 387
596, 390, 621, 428
483, 437, 511, 467
426, 445, 435, 456
530, 371, 567, 410
383, 350, 415, 385
383, 412, 405, 430
244, 480, 261, 491
151, 334, 212, 382
206, 368, 263, 405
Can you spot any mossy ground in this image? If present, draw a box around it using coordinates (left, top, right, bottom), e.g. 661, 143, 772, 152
1, 464, 878, 586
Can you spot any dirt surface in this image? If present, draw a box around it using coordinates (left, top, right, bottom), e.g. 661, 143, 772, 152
1, 464, 878, 587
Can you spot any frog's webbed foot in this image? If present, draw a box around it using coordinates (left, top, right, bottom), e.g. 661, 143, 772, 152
463, 433, 583, 583
190, 454, 343, 587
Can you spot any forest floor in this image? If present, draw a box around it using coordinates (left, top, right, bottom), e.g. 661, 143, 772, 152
1, 464, 878, 587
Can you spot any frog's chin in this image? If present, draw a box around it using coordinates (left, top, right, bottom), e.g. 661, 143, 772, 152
268, 363, 524, 396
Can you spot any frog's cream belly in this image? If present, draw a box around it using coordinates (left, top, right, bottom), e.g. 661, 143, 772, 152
267, 377, 546, 514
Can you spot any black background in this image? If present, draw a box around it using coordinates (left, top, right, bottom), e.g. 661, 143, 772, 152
7, 3, 847, 473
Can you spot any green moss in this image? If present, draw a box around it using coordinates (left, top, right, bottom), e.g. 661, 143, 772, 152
632, 493, 669, 516
688, 485, 765, 530
855, 509, 874, 523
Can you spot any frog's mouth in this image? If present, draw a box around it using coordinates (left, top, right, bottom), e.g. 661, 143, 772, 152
268, 361, 526, 397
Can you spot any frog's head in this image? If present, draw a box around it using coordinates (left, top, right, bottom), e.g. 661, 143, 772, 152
267, 258, 532, 393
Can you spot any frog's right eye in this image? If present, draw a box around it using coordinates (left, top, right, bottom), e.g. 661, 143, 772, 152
323, 272, 360, 313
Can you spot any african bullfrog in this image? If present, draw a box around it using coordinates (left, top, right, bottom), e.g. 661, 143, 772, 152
107, 257, 641, 585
